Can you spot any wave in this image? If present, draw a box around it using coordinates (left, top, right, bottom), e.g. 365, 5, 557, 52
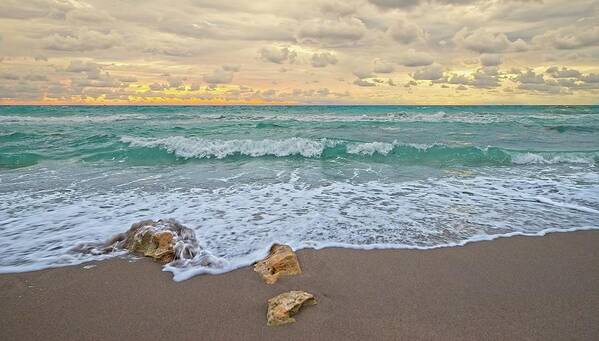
545, 125, 599, 133
120, 136, 599, 165
0, 114, 148, 124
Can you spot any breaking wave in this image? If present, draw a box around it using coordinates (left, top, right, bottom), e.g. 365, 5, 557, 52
120, 136, 599, 166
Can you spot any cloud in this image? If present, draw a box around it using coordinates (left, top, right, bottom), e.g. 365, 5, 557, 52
373, 61, 395, 73
23, 74, 48, 81
119, 76, 138, 83
388, 20, 426, 44
369, 0, 481, 10
65, 61, 101, 73
203, 66, 238, 84
545, 66, 581, 78
581, 73, 599, 83
353, 78, 377, 87
368, 0, 422, 9
0, 72, 19, 80
534, 25, 599, 50
411, 64, 444, 80
222, 64, 241, 72
0, 0, 75, 20
480, 54, 502, 66
320, 1, 356, 17
296, 18, 366, 45
453, 28, 513, 53
514, 69, 545, 84
44, 29, 120, 51
471, 67, 500, 88
397, 49, 434, 67
259, 46, 296, 64
353, 68, 375, 79
311, 52, 338, 67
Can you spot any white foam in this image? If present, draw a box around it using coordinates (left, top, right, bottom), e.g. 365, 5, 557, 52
121, 136, 335, 158
510, 152, 597, 165
0, 168, 597, 281
346, 141, 396, 155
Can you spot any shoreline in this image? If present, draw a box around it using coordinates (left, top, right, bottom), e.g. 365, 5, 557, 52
2, 230, 599, 340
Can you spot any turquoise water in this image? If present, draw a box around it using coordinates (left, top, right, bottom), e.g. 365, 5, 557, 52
1, 105, 598, 280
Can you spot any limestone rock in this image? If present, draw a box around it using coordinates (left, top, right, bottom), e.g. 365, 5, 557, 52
97, 219, 198, 264
267, 291, 317, 326
254, 244, 302, 284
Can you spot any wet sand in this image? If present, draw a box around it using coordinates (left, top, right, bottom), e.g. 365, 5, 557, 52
1, 230, 598, 340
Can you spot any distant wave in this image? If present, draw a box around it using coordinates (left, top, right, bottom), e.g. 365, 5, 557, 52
545, 125, 599, 133
120, 136, 599, 165
0, 114, 148, 124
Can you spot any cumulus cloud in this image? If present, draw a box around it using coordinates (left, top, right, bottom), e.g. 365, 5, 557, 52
311, 52, 338, 67
545, 66, 581, 78
534, 25, 599, 50
388, 20, 426, 44
411, 64, 444, 80
453, 28, 520, 53
203, 66, 238, 84
259, 46, 296, 64
397, 49, 434, 67
513, 69, 545, 84
373, 61, 395, 73
480, 54, 502, 66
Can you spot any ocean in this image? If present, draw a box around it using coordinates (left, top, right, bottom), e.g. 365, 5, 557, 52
1, 105, 598, 280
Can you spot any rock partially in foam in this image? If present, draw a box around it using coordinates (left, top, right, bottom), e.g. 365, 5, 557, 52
111, 219, 198, 264
267, 291, 317, 326
254, 244, 302, 284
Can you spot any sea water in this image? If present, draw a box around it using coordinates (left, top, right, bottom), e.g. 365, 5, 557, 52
1, 105, 598, 280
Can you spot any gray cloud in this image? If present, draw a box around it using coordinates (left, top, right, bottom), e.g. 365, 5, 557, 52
44, 29, 121, 51
480, 54, 502, 66
388, 20, 426, 44
397, 49, 434, 67
411, 64, 444, 80
311, 52, 338, 67
203, 66, 238, 84
296, 18, 366, 45
259, 46, 297, 64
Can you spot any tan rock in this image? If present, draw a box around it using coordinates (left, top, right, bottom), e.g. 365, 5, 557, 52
101, 219, 198, 264
267, 291, 317, 326
254, 244, 302, 284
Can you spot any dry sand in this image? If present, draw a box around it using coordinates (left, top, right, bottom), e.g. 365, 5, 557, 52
1, 230, 598, 340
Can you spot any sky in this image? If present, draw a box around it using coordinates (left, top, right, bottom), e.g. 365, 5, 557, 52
0, 0, 598, 105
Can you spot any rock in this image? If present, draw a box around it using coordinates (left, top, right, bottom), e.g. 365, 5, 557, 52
254, 244, 302, 284
104, 219, 198, 264
267, 291, 317, 326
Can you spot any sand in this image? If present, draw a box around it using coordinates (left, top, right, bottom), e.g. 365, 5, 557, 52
1, 230, 598, 340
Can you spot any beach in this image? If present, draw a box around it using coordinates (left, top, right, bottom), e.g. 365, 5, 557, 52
2, 230, 598, 341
